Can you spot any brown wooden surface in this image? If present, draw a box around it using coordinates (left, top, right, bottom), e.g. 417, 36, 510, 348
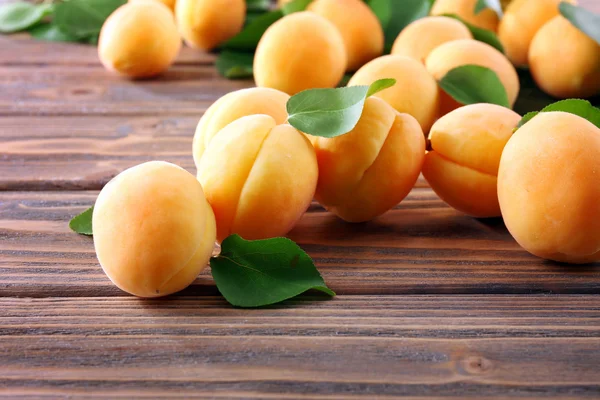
1, 2, 600, 398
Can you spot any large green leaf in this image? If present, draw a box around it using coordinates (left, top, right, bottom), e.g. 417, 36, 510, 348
0, 2, 52, 33
439, 65, 510, 108
54, 0, 126, 40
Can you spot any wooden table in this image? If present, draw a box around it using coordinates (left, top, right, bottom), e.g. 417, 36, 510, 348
1, 4, 600, 397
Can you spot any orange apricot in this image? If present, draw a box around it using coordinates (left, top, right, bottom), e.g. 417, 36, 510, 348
431, 0, 499, 32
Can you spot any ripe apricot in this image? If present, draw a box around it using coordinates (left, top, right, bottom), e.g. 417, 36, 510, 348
498, 112, 600, 264
176, 0, 245, 51
307, 0, 384, 71
192, 88, 290, 166
98, 1, 181, 78
431, 0, 499, 32
391, 16, 472, 63
197, 114, 318, 242
422, 103, 521, 217
253, 12, 347, 95
425, 39, 520, 116
529, 16, 600, 99
312, 96, 425, 222
348, 55, 440, 132
93, 161, 216, 297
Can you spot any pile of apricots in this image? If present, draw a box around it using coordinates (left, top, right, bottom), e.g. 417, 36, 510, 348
92, 0, 600, 297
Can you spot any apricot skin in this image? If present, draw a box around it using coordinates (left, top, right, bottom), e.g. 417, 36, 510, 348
93, 161, 216, 298
430, 0, 499, 32
192, 88, 290, 166
498, 112, 600, 264
498, 0, 574, 67
253, 12, 347, 95
312, 96, 425, 222
197, 114, 318, 242
425, 40, 520, 116
391, 16, 472, 63
307, 0, 384, 71
98, 1, 181, 78
348, 55, 440, 132
422, 103, 521, 218
529, 16, 600, 99
176, 0, 245, 51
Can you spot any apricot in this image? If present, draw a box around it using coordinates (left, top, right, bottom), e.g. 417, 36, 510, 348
307, 0, 384, 71
430, 0, 499, 32
425, 39, 520, 116
197, 114, 318, 242
129, 0, 175, 12
391, 16, 473, 63
93, 161, 216, 298
529, 16, 600, 99
422, 103, 521, 218
176, 0, 245, 51
312, 96, 425, 222
348, 55, 440, 132
253, 12, 346, 95
192, 88, 290, 166
98, 1, 181, 78
498, 112, 600, 264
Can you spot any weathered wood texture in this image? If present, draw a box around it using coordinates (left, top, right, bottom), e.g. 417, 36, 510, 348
1, 189, 598, 298
1, 295, 599, 399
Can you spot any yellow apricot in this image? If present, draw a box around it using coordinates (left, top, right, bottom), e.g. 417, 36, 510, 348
93, 161, 216, 297
391, 16, 473, 63
422, 103, 521, 218
192, 88, 290, 166
498, 0, 574, 67
431, 0, 499, 32
129, 0, 175, 12
425, 39, 520, 116
348, 55, 440, 132
307, 0, 384, 71
176, 0, 245, 51
312, 96, 425, 222
498, 112, 600, 264
253, 12, 347, 95
98, 1, 181, 78
197, 114, 318, 242
529, 16, 600, 99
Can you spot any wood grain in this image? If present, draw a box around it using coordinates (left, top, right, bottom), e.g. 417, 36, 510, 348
1, 189, 598, 298
0, 295, 599, 399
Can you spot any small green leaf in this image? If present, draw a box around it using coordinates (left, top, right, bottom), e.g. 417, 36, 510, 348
282, 0, 313, 15
559, 2, 600, 46
29, 23, 81, 42
0, 2, 52, 33
216, 51, 254, 79
287, 78, 396, 137
223, 9, 283, 51
444, 14, 504, 53
517, 99, 600, 128
69, 206, 94, 236
54, 0, 126, 40
367, 0, 431, 52
439, 65, 510, 108
474, 0, 503, 17
210, 234, 335, 308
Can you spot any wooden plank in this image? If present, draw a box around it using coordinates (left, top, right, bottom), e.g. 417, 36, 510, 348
0, 295, 598, 398
1, 189, 599, 298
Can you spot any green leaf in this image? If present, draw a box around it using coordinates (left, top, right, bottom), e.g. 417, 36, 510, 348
246, 0, 271, 13
474, 0, 503, 17
287, 78, 396, 137
444, 14, 504, 53
0, 2, 53, 33
223, 9, 283, 51
282, 0, 313, 15
367, 0, 431, 52
216, 51, 254, 79
439, 65, 510, 108
54, 0, 126, 40
29, 23, 81, 42
559, 2, 600, 46
338, 73, 353, 87
517, 99, 600, 128
69, 206, 94, 236
210, 234, 335, 308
